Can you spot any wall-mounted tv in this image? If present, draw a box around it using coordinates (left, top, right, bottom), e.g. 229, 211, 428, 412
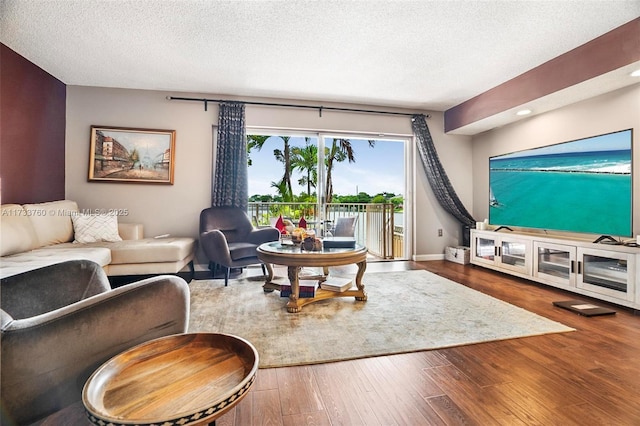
489, 129, 633, 238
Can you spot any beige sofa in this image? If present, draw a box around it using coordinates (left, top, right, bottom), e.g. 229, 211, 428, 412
1, 200, 196, 279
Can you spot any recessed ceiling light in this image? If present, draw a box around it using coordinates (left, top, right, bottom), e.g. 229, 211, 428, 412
631, 69, 640, 77
516, 109, 532, 116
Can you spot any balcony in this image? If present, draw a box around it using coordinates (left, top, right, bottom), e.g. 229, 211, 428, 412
247, 202, 404, 260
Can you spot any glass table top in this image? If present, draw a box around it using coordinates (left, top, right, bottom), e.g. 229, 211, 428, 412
258, 240, 365, 255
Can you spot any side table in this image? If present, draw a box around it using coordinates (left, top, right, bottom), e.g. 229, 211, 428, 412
82, 333, 258, 426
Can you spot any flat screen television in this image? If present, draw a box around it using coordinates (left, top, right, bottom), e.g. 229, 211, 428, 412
489, 129, 633, 238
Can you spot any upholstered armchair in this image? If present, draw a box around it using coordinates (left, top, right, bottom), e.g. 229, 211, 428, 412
0, 260, 190, 425
332, 215, 358, 237
199, 206, 280, 286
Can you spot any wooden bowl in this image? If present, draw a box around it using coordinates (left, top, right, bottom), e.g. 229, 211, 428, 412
82, 333, 259, 425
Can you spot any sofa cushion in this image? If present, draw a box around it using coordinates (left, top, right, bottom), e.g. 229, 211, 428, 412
71, 213, 123, 244
0, 247, 112, 279
56, 237, 196, 265
23, 200, 77, 247
0, 204, 39, 256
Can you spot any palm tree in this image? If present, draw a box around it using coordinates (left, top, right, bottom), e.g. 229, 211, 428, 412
246, 135, 269, 166
247, 135, 294, 201
324, 138, 375, 203
291, 138, 318, 196
272, 136, 294, 201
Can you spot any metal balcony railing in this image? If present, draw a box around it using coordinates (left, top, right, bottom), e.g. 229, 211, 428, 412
247, 202, 403, 259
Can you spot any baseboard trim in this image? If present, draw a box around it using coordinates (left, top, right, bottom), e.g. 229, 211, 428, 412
412, 254, 445, 261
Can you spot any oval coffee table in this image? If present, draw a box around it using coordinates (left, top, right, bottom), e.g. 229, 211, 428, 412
257, 241, 368, 313
82, 333, 258, 426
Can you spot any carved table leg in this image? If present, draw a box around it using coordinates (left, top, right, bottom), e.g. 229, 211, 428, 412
286, 265, 301, 313
262, 263, 276, 293
354, 260, 367, 301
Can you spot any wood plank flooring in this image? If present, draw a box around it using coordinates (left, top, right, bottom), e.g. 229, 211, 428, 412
216, 260, 640, 426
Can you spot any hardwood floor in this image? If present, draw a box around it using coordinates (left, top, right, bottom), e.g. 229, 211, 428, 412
216, 260, 640, 426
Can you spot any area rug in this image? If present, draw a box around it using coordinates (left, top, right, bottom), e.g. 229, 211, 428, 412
188, 270, 574, 368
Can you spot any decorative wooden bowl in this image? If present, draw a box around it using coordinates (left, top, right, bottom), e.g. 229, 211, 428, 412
82, 333, 259, 426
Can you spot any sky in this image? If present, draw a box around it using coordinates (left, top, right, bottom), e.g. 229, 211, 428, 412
101, 129, 170, 160
247, 136, 406, 197
493, 129, 632, 160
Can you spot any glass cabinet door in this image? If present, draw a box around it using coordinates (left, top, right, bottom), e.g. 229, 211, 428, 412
475, 237, 496, 261
497, 237, 531, 274
533, 242, 576, 287
500, 240, 526, 267
472, 235, 497, 267
582, 255, 627, 291
577, 248, 634, 302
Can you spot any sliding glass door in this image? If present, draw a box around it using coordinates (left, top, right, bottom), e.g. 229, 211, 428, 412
246, 130, 409, 260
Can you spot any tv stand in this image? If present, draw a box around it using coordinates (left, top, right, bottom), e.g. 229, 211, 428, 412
593, 235, 622, 245
470, 229, 639, 310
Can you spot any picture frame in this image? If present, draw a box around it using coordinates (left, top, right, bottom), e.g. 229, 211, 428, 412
88, 126, 176, 184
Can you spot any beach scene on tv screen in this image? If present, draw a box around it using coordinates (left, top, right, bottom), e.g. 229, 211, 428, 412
489, 129, 632, 237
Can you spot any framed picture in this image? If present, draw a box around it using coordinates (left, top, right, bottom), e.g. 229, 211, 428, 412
88, 126, 176, 184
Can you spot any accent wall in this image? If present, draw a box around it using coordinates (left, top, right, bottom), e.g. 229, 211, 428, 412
0, 44, 66, 204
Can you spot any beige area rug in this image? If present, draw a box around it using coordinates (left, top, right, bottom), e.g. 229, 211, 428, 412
188, 270, 574, 368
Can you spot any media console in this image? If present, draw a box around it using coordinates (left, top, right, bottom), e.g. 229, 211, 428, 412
470, 229, 640, 310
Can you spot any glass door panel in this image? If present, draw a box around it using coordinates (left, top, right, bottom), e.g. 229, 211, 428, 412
500, 240, 527, 268
533, 242, 577, 287
538, 248, 571, 279
581, 254, 628, 293
321, 136, 407, 260
496, 237, 531, 274
475, 237, 496, 261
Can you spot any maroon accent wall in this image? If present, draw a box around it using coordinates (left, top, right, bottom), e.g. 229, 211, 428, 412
0, 44, 66, 204
444, 18, 640, 133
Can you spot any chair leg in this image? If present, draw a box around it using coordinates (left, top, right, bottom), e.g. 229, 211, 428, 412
261, 263, 266, 276
208, 262, 218, 276
224, 267, 230, 286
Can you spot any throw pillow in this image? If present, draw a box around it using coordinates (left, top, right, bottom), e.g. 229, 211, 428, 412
71, 213, 123, 244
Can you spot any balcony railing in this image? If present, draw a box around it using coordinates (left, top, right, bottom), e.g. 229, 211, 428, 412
247, 202, 403, 259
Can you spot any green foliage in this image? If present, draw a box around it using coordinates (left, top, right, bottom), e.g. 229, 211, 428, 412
248, 194, 275, 202
247, 134, 401, 207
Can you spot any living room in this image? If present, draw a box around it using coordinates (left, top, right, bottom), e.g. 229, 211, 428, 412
2, 5, 639, 267
2, 2, 640, 425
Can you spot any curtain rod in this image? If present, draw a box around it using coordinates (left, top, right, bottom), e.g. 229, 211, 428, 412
166, 96, 429, 118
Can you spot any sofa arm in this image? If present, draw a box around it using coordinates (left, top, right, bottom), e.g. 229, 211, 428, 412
1, 275, 190, 425
118, 222, 144, 240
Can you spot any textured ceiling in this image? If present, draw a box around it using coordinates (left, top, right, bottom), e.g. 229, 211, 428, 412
1, 1, 639, 116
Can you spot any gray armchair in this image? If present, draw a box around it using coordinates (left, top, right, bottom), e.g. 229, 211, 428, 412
332, 215, 358, 237
0, 260, 190, 425
200, 206, 280, 286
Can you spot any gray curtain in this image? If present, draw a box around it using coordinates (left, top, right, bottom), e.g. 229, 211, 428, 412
412, 114, 476, 227
212, 102, 248, 209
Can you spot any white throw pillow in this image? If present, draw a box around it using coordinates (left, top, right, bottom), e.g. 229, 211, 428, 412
72, 213, 123, 244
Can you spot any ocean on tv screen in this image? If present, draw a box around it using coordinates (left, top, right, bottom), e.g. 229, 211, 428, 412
489, 148, 632, 237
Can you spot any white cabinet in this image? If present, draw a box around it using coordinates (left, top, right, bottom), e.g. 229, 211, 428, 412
471, 230, 639, 309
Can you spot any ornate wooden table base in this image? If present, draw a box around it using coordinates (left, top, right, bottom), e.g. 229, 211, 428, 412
257, 242, 368, 313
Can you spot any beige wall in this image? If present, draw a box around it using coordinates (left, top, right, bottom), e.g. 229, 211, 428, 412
471, 83, 640, 238
66, 86, 474, 265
